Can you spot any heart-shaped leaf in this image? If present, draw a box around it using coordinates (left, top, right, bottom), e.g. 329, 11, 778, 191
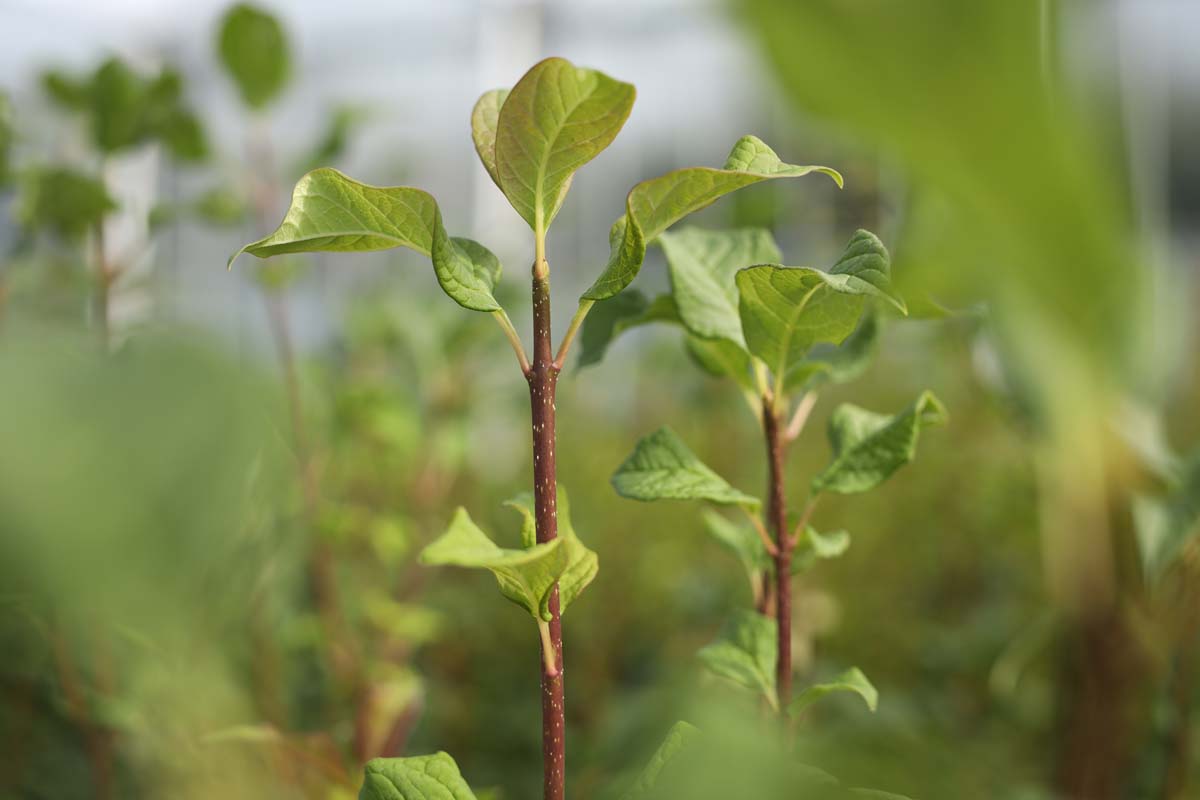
583, 136, 842, 301
736, 231, 903, 383
229, 168, 503, 312
358, 753, 477, 800
660, 226, 781, 347
789, 667, 878, 716
697, 610, 778, 709
217, 3, 290, 110
621, 721, 700, 800
419, 508, 568, 621
494, 57, 635, 236
612, 427, 759, 509
812, 391, 947, 495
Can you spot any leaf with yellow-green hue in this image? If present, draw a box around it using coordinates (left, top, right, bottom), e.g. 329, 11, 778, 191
502, 486, 599, 611
583, 136, 842, 301
358, 753, 477, 800
494, 58, 635, 235
812, 391, 947, 495
471, 88, 508, 189
229, 168, 502, 312
621, 721, 700, 800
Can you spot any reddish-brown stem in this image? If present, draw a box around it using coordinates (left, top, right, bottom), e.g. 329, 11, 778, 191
762, 398, 792, 713
528, 264, 564, 800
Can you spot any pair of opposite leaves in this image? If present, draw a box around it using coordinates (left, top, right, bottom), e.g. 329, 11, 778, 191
229, 56, 843, 318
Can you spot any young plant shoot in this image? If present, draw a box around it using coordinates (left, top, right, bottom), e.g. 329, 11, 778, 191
231, 57, 843, 799
599, 226, 946, 722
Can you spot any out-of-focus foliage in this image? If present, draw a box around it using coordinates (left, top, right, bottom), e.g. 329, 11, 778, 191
42, 59, 207, 161
0, 91, 13, 187
16, 167, 116, 240
217, 3, 291, 110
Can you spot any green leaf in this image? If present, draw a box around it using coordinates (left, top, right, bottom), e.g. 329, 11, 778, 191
697, 610, 778, 708
784, 310, 880, 393
812, 391, 947, 495
502, 487, 599, 611
660, 227, 780, 347
470, 89, 508, 189
621, 721, 700, 800
792, 526, 850, 573
736, 231, 903, 382
419, 508, 567, 621
583, 135, 842, 301
685, 336, 756, 391
358, 753, 477, 800
702, 509, 770, 579
789, 667, 878, 715
295, 105, 368, 175
217, 3, 290, 109
18, 167, 116, 240
612, 427, 759, 509
229, 168, 502, 312
0, 92, 13, 187
577, 291, 681, 369
494, 57, 635, 235
1135, 451, 1200, 581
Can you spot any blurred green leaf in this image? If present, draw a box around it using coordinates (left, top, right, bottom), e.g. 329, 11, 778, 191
612, 427, 759, 509
792, 526, 851, 573
470, 89, 508, 190
17, 166, 116, 240
697, 610, 777, 708
701, 509, 770, 581
621, 721, 700, 800
812, 391, 947, 495
584, 136, 842, 300
1135, 451, 1200, 582
295, 106, 367, 175
231, 168, 503, 312
358, 753, 477, 800
736, 230, 901, 383
660, 226, 780, 347
192, 184, 250, 226
789, 667, 878, 715
0, 92, 12, 187
493, 57, 635, 235
217, 3, 290, 109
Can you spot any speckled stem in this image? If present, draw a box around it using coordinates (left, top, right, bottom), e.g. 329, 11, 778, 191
763, 398, 792, 712
528, 263, 565, 800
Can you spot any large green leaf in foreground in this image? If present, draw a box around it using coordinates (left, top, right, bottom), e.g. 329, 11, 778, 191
811, 391, 947, 494
493, 57, 635, 236
228, 169, 502, 312
612, 427, 759, 509
358, 753, 476, 800
583, 136, 842, 301
736, 230, 904, 382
